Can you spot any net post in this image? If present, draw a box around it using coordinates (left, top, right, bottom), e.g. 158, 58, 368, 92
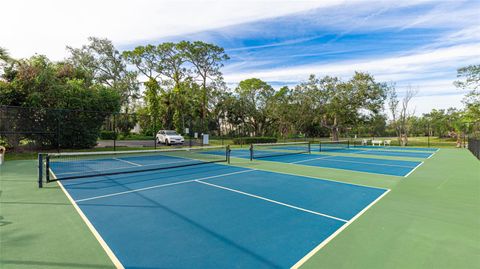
347, 140, 350, 149
249, 144, 253, 161
308, 142, 311, 153
56, 111, 60, 152
45, 155, 50, 183
226, 145, 231, 164
319, 141, 322, 152
38, 153, 43, 188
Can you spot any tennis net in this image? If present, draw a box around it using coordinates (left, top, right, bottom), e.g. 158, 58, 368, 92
250, 142, 310, 160
38, 146, 230, 186
318, 140, 349, 152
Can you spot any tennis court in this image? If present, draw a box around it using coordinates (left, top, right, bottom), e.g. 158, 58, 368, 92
249, 154, 422, 177
351, 145, 439, 151
40, 147, 388, 268
311, 141, 436, 158
204, 143, 425, 177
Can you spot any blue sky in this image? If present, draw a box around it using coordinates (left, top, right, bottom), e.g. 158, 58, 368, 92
3, 0, 480, 115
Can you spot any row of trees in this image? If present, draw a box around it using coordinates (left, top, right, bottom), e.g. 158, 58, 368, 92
1, 38, 479, 149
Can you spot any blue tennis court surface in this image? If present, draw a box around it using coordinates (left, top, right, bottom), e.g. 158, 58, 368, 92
352, 149, 432, 158
351, 145, 438, 152
57, 163, 387, 269
318, 148, 433, 158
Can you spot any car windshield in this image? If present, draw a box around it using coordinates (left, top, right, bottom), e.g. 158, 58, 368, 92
165, 131, 178, 135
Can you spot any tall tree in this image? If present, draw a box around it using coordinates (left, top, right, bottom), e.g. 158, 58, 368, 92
184, 41, 229, 131
67, 37, 139, 112
290, 78, 324, 137
270, 86, 296, 137
157, 42, 190, 131
123, 45, 165, 130
388, 85, 418, 146
300, 72, 387, 140
454, 64, 480, 120
235, 78, 275, 136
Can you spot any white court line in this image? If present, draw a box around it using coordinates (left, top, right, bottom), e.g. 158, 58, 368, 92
351, 150, 371, 154
56, 180, 125, 269
256, 157, 405, 178
292, 156, 417, 168
291, 155, 333, 164
113, 158, 142, 166
196, 180, 348, 223
427, 149, 440, 159
357, 150, 430, 158
404, 161, 424, 178
241, 166, 389, 190
291, 189, 391, 269
74, 169, 255, 202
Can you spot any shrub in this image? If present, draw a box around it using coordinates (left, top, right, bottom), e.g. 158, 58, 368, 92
99, 130, 118, 140
232, 137, 277, 145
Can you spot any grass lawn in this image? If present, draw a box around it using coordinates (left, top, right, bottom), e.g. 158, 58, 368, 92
0, 147, 478, 268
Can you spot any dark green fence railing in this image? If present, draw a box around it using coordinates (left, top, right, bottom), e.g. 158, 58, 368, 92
467, 138, 480, 160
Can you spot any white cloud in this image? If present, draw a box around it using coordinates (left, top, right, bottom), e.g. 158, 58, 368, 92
223, 43, 480, 92
1, 0, 341, 60
223, 43, 478, 115
225, 43, 480, 81
409, 94, 465, 115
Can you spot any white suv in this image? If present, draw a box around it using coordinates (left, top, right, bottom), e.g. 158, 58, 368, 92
156, 130, 185, 145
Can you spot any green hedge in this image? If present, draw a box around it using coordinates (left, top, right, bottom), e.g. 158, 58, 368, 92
232, 137, 277, 145
99, 130, 118, 140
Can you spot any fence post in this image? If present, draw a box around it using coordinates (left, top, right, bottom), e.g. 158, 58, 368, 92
113, 113, 117, 151
38, 153, 43, 188
427, 122, 430, 148
56, 110, 60, 152
153, 115, 157, 149
249, 144, 254, 161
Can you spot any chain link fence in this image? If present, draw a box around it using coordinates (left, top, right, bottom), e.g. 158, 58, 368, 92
466, 121, 480, 159
1, 105, 275, 154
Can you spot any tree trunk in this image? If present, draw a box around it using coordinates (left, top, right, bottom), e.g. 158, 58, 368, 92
332, 127, 339, 141
201, 74, 207, 133
331, 116, 339, 141
456, 132, 462, 148
401, 134, 408, 146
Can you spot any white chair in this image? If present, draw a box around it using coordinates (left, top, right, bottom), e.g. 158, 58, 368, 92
384, 140, 391, 146
361, 139, 368, 146
371, 140, 382, 146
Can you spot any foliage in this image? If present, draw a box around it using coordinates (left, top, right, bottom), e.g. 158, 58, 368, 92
123, 41, 229, 134
388, 85, 418, 145
454, 64, 480, 120
183, 41, 230, 131
232, 137, 277, 145
291, 72, 387, 140
67, 37, 139, 113
0, 55, 121, 148
115, 113, 137, 136
234, 78, 275, 136
99, 130, 118, 140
